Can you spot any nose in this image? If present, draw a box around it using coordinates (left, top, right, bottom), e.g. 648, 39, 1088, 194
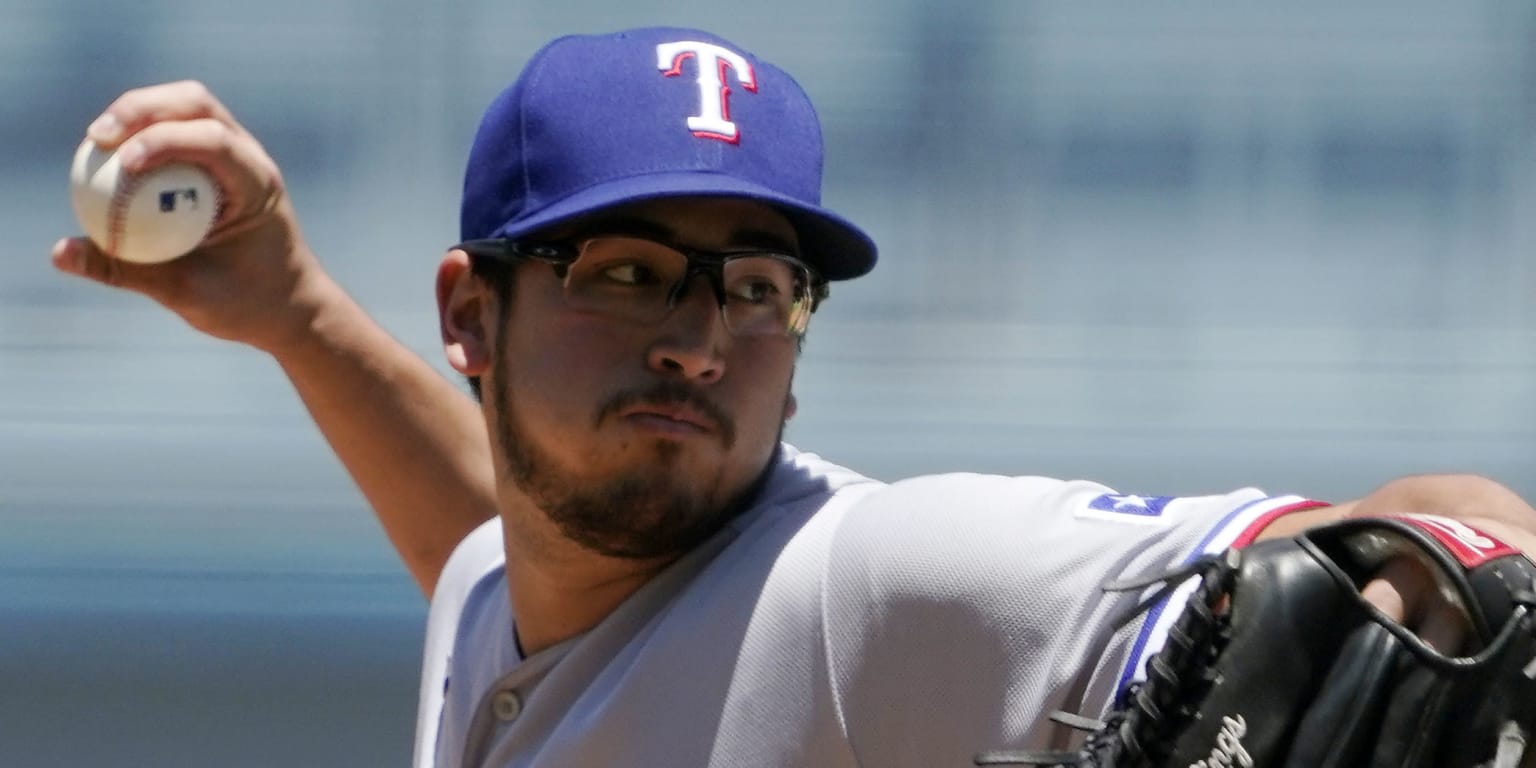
646, 275, 728, 383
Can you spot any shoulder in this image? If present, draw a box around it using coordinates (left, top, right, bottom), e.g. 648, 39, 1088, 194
753, 443, 880, 509
821, 473, 1104, 599
827, 472, 1114, 553
434, 517, 506, 608
425, 517, 507, 651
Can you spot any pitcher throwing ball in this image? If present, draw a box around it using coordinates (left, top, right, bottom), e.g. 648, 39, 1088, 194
53, 26, 1536, 768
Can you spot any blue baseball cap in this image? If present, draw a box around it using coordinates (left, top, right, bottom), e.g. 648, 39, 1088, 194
459, 27, 877, 281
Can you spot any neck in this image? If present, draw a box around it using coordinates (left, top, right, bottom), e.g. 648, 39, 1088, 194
496, 495, 675, 656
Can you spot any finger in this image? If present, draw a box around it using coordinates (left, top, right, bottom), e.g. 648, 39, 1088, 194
51, 236, 170, 295
111, 118, 281, 235
113, 117, 240, 175
86, 80, 239, 148
1360, 577, 1407, 623
1361, 558, 1471, 655
1415, 594, 1467, 656
50, 237, 90, 277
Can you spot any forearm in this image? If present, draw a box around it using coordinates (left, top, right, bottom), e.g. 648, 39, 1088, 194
1257, 474, 1536, 553
274, 272, 497, 597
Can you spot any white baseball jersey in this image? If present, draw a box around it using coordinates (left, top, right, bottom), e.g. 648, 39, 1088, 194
412, 444, 1321, 767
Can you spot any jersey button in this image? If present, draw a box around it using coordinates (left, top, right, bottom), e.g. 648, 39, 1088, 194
491, 690, 522, 722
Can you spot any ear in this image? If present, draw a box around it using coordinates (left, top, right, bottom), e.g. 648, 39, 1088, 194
783, 391, 798, 421
437, 249, 492, 376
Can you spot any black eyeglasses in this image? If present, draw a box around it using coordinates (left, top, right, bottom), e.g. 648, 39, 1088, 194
455, 235, 828, 338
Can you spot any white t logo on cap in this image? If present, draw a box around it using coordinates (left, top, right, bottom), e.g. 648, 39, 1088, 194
657, 41, 757, 143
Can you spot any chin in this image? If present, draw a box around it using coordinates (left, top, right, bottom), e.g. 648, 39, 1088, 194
607, 433, 715, 470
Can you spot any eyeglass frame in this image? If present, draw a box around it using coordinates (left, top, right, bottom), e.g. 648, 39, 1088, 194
452, 232, 831, 337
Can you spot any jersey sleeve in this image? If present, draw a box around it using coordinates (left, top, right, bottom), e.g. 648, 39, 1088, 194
413, 518, 506, 768
817, 472, 1323, 766
1088, 486, 1330, 716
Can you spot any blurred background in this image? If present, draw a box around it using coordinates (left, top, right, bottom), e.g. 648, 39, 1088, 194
3, 1, 1534, 765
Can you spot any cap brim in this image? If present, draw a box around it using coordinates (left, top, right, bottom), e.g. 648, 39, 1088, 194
488, 172, 877, 281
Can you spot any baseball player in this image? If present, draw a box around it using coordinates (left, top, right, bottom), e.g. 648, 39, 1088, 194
53, 26, 1536, 768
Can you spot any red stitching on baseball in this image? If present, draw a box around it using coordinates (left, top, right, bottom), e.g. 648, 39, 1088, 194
107, 169, 143, 258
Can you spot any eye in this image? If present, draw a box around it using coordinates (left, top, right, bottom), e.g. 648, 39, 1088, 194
601, 262, 663, 286
728, 278, 782, 304
724, 256, 799, 305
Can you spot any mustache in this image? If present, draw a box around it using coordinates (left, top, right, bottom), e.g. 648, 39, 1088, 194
595, 381, 737, 447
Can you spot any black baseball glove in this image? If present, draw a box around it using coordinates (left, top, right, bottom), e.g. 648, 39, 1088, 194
976, 515, 1536, 767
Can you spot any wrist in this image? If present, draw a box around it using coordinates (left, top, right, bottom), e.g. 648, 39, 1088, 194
253, 263, 359, 361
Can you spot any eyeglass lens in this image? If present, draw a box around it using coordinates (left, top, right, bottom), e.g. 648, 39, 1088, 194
559, 237, 813, 337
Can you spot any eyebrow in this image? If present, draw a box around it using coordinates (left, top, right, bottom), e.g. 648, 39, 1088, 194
574, 215, 800, 255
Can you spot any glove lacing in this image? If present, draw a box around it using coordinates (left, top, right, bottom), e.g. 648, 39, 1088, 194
975, 550, 1242, 767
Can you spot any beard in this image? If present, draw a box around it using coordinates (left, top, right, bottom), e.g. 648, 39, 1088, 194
491, 348, 783, 560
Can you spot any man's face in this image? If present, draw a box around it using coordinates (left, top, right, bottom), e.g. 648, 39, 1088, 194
482, 198, 803, 560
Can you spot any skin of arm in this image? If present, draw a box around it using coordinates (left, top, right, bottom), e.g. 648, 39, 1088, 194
1256, 473, 1536, 550
271, 270, 495, 596
53, 81, 496, 596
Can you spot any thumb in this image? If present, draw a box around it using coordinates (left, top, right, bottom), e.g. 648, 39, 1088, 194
51, 236, 163, 294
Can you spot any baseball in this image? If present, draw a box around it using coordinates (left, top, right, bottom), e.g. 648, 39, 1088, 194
69, 137, 220, 264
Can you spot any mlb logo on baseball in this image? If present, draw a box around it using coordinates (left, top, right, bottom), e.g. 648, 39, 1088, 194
159, 188, 201, 213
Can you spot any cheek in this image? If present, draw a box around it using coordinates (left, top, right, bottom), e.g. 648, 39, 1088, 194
497, 315, 630, 433
723, 345, 798, 433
